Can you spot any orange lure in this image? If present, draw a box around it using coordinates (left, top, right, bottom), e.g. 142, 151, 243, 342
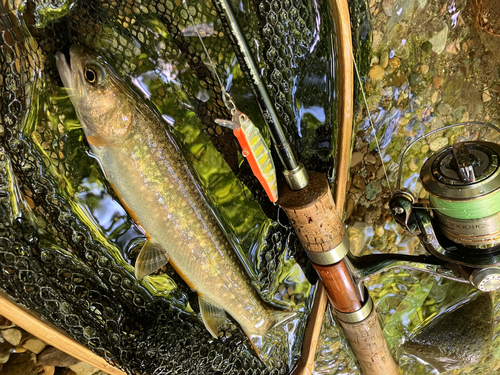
216, 111, 278, 202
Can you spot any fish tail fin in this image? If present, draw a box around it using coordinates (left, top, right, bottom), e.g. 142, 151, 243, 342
250, 310, 304, 369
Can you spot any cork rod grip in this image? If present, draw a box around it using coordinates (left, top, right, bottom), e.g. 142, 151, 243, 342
279, 172, 399, 374
340, 308, 400, 375
279, 172, 361, 311
279, 172, 344, 254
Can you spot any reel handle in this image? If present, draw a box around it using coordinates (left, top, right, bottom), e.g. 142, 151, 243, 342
395, 121, 500, 190
279, 172, 399, 375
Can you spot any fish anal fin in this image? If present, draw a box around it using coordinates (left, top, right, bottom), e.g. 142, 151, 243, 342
134, 239, 169, 280
199, 294, 227, 339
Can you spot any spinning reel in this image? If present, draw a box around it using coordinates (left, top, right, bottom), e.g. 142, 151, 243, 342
347, 122, 500, 294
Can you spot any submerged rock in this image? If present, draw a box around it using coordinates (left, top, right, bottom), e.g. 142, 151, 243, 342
403, 292, 493, 372
369, 65, 385, 81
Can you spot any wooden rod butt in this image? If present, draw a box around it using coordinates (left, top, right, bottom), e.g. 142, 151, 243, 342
312, 262, 361, 313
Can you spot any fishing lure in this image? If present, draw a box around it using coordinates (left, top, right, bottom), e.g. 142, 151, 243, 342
216, 108, 278, 203
181, 1, 278, 203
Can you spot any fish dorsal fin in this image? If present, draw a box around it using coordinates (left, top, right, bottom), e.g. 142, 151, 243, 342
134, 239, 169, 280
198, 294, 227, 339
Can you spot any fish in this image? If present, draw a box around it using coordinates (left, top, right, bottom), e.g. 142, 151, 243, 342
55, 44, 294, 366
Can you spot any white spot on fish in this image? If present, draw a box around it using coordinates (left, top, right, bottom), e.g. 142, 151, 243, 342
254, 319, 265, 329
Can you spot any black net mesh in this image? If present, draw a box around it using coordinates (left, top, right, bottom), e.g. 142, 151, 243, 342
0, 0, 339, 373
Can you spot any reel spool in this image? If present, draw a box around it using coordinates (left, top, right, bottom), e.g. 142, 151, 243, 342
390, 122, 500, 291
421, 141, 500, 249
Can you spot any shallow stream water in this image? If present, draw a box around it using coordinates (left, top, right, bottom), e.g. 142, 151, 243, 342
323, 0, 500, 374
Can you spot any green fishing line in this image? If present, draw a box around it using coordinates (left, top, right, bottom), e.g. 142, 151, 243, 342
430, 190, 500, 219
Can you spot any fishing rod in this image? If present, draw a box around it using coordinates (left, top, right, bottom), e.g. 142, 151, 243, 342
209, 0, 399, 373
208, 0, 309, 191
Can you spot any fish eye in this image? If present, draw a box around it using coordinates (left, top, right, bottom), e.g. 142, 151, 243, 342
84, 64, 106, 85
84, 67, 97, 84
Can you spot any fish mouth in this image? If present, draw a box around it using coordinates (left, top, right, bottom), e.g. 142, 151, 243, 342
55, 44, 87, 92
55, 49, 74, 90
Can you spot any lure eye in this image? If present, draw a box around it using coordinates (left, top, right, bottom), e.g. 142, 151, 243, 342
84, 67, 97, 84
240, 114, 248, 122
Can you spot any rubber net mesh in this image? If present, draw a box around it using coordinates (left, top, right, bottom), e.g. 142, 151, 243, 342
0, 0, 339, 373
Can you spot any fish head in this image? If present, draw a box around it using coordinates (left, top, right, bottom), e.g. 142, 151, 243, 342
55, 45, 134, 146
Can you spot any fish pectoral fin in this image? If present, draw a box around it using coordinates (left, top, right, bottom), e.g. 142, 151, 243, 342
199, 295, 227, 339
86, 134, 109, 147
134, 239, 170, 280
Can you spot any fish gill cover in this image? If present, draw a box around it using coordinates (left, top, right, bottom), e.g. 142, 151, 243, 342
0, 0, 339, 373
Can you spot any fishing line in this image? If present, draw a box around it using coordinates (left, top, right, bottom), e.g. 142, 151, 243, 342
181, 1, 258, 193
182, 1, 281, 204
351, 51, 393, 196
182, 0, 235, 111
430, 193, 500, 220
276, 206, 292, 229
411, 206, 495, 217
413, 206, 465, 211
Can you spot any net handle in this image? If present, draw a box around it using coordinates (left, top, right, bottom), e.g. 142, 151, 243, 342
331, 0, 354, 213
0, 291, 126, 375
